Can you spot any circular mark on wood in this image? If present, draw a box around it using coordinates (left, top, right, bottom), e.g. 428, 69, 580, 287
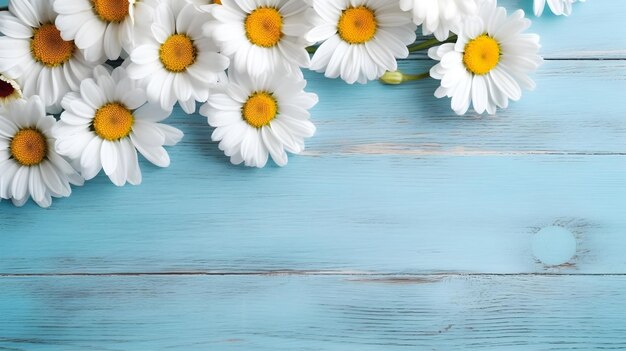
532, 226, 577, 266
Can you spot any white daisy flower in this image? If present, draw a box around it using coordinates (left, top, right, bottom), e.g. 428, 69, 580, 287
398, 0, 479, 41
0, 0, 101, 113
200, 71, 317, 168
54, 66, 183, 186
306, 0, 417, 84
428, 0, 542, 115
53, 0, 159, 61
0, 74, 23, 106
126, 0, 230, 114
534, 0, 585, 17
0, 95, 83, 208
207, 0, 312, 77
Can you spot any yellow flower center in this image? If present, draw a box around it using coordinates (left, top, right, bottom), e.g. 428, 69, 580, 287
92, 0, 130, 23
0, 79, 16, 99
213, 0, 221, 4
30, 24, 75, 67
337, 6, 377, 44
245, 7, 283, 48
92, 103, 134, 141
463, 34, 501, 75
242, 92, 278, 128
10, 129, 48, 166
159, 34, 197, 73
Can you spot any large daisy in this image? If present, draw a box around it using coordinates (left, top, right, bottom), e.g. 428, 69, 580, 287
428, 0, 542, 115
53, 0, 159, 61
0, 96, 83, 208
398, 0, 479, 40
200, 70, 317, 168
54, 66, 183, 186
126, 0, 230, 114
0, 74, 23, 107
534, 0, 585, 17
0, 0, 101, 113
306, 0, 417, 84
207, 0, 311, 77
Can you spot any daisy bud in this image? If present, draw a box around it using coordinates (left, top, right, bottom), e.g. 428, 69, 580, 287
380, 71, 406, 85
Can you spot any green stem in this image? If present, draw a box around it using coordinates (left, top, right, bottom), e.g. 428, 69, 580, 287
402, 72, 430, 82
407, 35, 458, 53
309, 35, 457, 55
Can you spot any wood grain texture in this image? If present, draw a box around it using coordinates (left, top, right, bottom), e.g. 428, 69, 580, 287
1, 60, 625, 274
1, 154, 626, 274
307, 60, 626, 155
2, 274, 626, 350
1, 1, 625, 349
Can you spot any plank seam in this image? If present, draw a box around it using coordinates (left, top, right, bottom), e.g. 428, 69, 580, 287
1, 272, 626, 277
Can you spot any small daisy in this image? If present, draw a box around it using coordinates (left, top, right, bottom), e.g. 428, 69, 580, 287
428, 0, 542, 115
53, 0, 158, 61
200, 71, 317, 168
306, 0, 417, 84
126, 0, 230, 114
0, 74, 23, 106
399, 0, 479, 40
0, 95, 83, 208
208, 0, 312, 77
534, 0, 585, 17
55, 66, 183, 186
0, 0, 101, 113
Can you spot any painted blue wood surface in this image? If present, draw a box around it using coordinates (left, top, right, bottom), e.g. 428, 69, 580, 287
2, 275, 626, 350
1, 59, 625, 274
1, 0, 626, 350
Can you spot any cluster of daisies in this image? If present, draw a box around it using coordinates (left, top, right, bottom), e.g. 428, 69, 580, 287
0, 0, 583, 207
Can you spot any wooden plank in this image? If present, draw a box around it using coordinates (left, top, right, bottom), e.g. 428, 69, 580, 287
1, 274, 625, 350
1, 153, 626, 274
307, 60, 626, 155
0, 0, 623, 58
1, 59, 626, 274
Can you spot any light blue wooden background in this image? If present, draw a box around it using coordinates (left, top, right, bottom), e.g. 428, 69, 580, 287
1, 0, 626, 350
